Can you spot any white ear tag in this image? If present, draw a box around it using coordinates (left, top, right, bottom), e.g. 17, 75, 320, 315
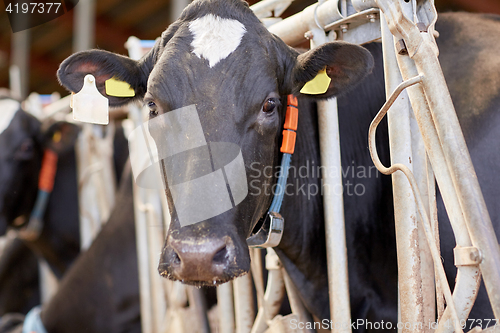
71, 74, 109, 125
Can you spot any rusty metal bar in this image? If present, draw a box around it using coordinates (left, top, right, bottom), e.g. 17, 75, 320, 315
427, 158, 445, 320
410, 110, 435, 332
411, 31, 500, 323
234, 273, 255, 333
381, 13, 424, 332
373, 4, 500, 318
395, 45, 480, 333
368, 73, 463, 333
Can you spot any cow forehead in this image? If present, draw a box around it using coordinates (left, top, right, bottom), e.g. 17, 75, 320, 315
189, 14, 246, 68
0, 99, 20, 135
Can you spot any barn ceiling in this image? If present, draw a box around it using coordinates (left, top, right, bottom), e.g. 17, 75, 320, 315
0, 0, 499, 97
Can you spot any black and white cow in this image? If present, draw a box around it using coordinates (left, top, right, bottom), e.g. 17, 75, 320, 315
56, 0, 500, 330
0, 93, 137, 331
0, 165, 141, 333
0, 94, 81, 278
0, 93, 81, 317
0, 90, 133, 319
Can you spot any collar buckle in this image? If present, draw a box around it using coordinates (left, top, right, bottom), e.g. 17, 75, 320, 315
247, 212, 284, 248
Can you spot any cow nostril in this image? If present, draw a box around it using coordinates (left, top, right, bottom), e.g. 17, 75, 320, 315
212, 246, 228, 264
172, 251, 181, 265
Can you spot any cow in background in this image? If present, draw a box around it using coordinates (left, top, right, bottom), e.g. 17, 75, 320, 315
0, 92, 80, 317
0, 91, 81, 278
0, 164, 141, 333
0, 91, 126, 311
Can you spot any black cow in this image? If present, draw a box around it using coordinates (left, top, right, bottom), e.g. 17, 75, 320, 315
38, 165, 141, 333
56, 1, 500, 331
0, 237, 39, 315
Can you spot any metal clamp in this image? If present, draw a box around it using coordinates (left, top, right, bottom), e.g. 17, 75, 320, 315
247, 212, 284, 248
454, 246, 483, 266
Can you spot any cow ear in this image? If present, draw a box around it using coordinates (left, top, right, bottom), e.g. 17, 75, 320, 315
57, 49, 152, 107
291, 41, 374, 99
41, 121, 80, 154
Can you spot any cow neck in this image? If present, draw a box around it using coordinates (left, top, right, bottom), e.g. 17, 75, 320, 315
18, 149, 58, 241
247, 94, 298, 248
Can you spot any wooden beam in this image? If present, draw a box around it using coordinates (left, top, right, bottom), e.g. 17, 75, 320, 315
113, 0, 169, 28
448, 0, 500, 14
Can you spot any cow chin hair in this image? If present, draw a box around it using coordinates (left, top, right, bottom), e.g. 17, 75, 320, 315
159, 269, 249, 287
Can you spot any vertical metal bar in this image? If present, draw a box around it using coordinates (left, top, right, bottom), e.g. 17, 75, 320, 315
411, 37, 500, 321
381, 13, 424, 333
170, 0, 191, 22
126, 40, 169, 333
250, 248, 265, 310
410, 109, 435, 333
368, 75, 465, 333
10, 29, 30, 100
250, 250, 285, 333
217, 282, 236, 333
38, 259, 59, 303
132, 184, 154, 333
375, 0, 500, 317
317, 97, 352, 333
145, 205, 168, 333
312, 25, 351, 333
73, 0, 95, 52
395, 43, 480, 333
427, 160, 444, 321
234, 273, 255, 333
187, 287, 210, 333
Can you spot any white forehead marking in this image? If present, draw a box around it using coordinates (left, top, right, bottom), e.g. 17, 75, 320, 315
189, 14, 246, 68
0, 99, 20, 135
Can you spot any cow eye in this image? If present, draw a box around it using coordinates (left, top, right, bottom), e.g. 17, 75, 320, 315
147, 101, 158, 117
262, 98, 279, 114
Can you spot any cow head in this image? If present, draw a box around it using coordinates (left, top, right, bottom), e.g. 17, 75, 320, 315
57, 0, 373, 286
0, 93, 79, 237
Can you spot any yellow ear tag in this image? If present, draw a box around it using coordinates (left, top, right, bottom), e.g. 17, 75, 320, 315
105, 77, 135, 97
299, 68, 332, 95
53, 131, 62, 143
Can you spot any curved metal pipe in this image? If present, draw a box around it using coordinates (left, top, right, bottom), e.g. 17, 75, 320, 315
395, 52, 480, 333
250, 249, 286, 333
368, 75, 463, 333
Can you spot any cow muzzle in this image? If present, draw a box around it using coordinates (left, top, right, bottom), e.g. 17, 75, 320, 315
158, 230, 250, 286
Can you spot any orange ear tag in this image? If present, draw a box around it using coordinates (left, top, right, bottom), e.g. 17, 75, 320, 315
299, 68, 332, 95
71, 74, 109, 125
